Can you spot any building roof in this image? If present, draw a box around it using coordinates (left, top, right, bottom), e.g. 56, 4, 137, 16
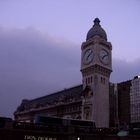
15, 84, 83, 113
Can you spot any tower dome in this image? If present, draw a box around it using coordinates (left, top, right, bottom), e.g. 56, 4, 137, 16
86, 18, 107, 41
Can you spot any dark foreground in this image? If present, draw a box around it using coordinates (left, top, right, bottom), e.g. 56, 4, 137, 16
0, 128, 140, 140
0, 117, 140, 140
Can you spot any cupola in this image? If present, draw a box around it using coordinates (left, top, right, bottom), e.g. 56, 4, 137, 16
86, 18, 107, 41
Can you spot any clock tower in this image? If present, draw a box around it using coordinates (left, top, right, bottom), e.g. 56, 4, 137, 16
81, 18, 112, 128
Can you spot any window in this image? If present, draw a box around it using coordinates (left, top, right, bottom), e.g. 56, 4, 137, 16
101, 77, 105, 84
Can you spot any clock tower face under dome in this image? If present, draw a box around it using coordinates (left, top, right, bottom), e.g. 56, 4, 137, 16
81, 18, 112, 128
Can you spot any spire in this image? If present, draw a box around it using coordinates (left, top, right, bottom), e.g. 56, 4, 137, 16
94, 18, 100, 26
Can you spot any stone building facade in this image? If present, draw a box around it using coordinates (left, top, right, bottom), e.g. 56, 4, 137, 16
109, 83, 118, 127
14, 85, 83, 122
130, 76, 140, 125
109, 77, 140, 128
117, 80, 131, 126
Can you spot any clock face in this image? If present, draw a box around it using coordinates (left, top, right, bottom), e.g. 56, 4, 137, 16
99, 49, 110, 65
83, 49, 94, 65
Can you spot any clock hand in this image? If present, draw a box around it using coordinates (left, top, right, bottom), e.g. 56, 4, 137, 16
102, 54, 108, 59
87, 51, 92, 60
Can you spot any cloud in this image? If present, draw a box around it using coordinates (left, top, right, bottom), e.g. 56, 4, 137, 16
111, 58, 140, 83
0, 26, 139, 118
0, 26, 81, 117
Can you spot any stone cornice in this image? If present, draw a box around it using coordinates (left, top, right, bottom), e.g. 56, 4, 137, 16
81, 36, 112, 50
81, 64, 112, 77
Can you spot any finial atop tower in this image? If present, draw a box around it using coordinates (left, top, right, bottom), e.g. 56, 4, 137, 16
94, 18, 100, 25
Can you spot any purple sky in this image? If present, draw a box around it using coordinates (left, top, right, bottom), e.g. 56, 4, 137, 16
0, 0, 140, 118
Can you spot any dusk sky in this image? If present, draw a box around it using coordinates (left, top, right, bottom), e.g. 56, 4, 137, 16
0, 0, 140, 118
